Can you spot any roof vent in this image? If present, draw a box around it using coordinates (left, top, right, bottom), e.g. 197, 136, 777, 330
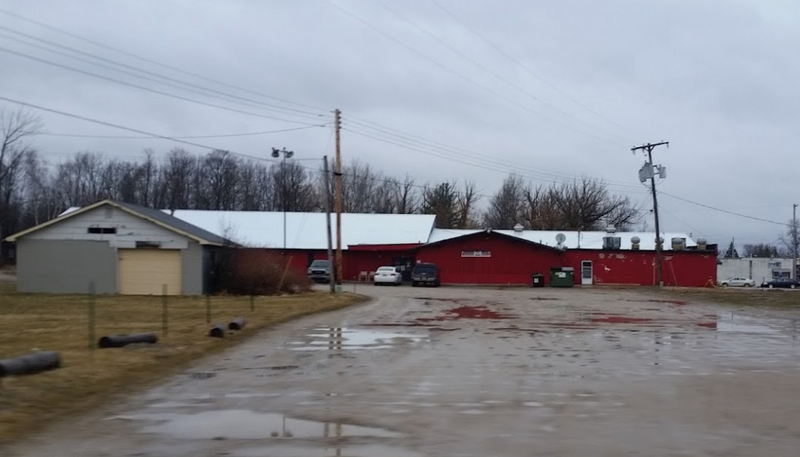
605, 225, 616, 234
513, 223, 524, 232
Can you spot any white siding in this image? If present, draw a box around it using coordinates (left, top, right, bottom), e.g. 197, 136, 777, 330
718, 258, 796, 283
28, 206, 188, 249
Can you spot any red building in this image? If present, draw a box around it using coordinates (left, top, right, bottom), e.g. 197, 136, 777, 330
413, 230, 716, 287
165, 210, 716, 287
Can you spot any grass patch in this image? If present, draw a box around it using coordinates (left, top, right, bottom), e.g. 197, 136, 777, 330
0, 280, 366, 442
660, 286, 800, 308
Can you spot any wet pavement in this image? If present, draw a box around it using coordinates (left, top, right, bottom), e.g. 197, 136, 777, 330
6, 286, 800, 456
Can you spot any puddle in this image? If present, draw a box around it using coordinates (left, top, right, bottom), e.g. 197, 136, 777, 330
230, 444, 422, 457
288, 327, 425, 351
716, 321, 779, 334
132, 410, 402, 440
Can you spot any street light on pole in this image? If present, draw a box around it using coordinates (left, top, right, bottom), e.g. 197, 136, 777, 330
272, 147, 294, 250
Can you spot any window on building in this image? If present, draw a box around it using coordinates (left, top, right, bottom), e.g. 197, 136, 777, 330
87, 227, 117, 234
461, 250, 491, 257
136, 241, 160, 248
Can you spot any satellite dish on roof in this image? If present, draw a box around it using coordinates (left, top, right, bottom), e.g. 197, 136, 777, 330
631, 236, 641, 244
556, 233, 566, 244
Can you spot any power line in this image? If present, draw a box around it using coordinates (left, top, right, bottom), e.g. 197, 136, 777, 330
0, 95, 281, 163
431, 0, 630, 134
660, 190, 788, 227
3, 6, 631, 182
375, 0, 628, 144
0, 26, 327, 119
326, 0, 623, 147
343, 116, 644, 191
0, 45, 325, 127
0, 7, 327, 113
345, 125, 648, 195
40, 124, 329, 139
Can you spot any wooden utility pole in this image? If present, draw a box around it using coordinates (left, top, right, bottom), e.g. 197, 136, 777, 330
334, 109, 343, 288
793, 203, 798, 280
323, 155, 335, 294
632, 141, 669, 287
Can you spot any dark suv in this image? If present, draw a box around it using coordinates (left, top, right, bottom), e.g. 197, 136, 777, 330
307, 259, 331, 283
411, 262, 440, 287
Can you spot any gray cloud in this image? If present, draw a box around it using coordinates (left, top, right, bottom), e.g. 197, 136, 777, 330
1, 0, 798, 246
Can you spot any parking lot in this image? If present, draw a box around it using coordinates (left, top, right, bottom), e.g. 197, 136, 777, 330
5, 285, 800, 457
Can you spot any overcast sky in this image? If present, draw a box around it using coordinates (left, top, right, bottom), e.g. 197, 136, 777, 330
1, 0, 798, 247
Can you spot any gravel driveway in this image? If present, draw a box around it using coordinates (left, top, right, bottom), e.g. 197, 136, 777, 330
5, 285, 800, 457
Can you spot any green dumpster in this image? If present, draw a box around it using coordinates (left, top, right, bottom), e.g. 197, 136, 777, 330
549, 267, 574, 288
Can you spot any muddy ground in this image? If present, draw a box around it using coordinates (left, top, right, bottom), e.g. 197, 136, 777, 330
4, 286, 800, 456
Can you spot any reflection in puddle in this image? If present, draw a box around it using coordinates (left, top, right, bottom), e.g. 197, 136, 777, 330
230, 443, 422, 457
124, 410, 402, 440
716, 321, 779, 334
288, 327, 425, 351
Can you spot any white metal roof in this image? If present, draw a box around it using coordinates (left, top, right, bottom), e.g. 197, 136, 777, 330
169, 210, 436, 249
429, 228, 698, 251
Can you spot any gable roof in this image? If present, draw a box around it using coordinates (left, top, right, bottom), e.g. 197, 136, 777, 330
5, 200, 232, 246
421, 229, 563, 251
169, 210, 436, 250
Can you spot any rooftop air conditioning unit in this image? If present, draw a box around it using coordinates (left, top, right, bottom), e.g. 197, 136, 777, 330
696, 238, 707, 250
603, 236, 621, 250
671, 237, 686, 251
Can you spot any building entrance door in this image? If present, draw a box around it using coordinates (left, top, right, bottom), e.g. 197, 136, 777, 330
581, 260, 593, 285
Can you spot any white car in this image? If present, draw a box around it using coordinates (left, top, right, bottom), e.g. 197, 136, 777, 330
374, 266, 402, 286
720, 277, 756, 287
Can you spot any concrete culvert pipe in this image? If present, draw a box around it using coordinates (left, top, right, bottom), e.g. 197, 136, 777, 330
98, 333, 158, 348
209, 325, 226, 338
0, 351, 61, 377
228, 318, 246, 331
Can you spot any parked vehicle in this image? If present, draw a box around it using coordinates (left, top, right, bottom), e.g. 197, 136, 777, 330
374, 266, 402, 286
719, 277, 755, 287
411, 262, 440, 287
760, 279, 799, 289
306, 259, 331, 283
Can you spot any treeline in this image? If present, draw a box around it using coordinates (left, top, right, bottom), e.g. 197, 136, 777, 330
1, 110, 641, 256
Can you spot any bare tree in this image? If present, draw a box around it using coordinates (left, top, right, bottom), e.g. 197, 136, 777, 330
483, 175, 526, 229
0, 109, 41, 251
779, 218, 799, 259
422, 182, 461, 228
742, 243, 780, 258
52, 152, 107, 207
161, 148, 196, 209
271, 160, 318, 211
341, 161, 379, 213
523, 178, 639, 230
393, 175, 418, 214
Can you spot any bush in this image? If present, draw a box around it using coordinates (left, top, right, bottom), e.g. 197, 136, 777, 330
219, 250, 311, 295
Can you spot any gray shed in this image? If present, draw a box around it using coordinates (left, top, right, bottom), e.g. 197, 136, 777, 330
5, 200, 232, 295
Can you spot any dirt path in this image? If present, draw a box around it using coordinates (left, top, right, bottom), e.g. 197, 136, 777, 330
4, 286, 800, 456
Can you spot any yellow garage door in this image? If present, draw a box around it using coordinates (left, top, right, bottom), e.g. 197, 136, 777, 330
118, 249, 182, 295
